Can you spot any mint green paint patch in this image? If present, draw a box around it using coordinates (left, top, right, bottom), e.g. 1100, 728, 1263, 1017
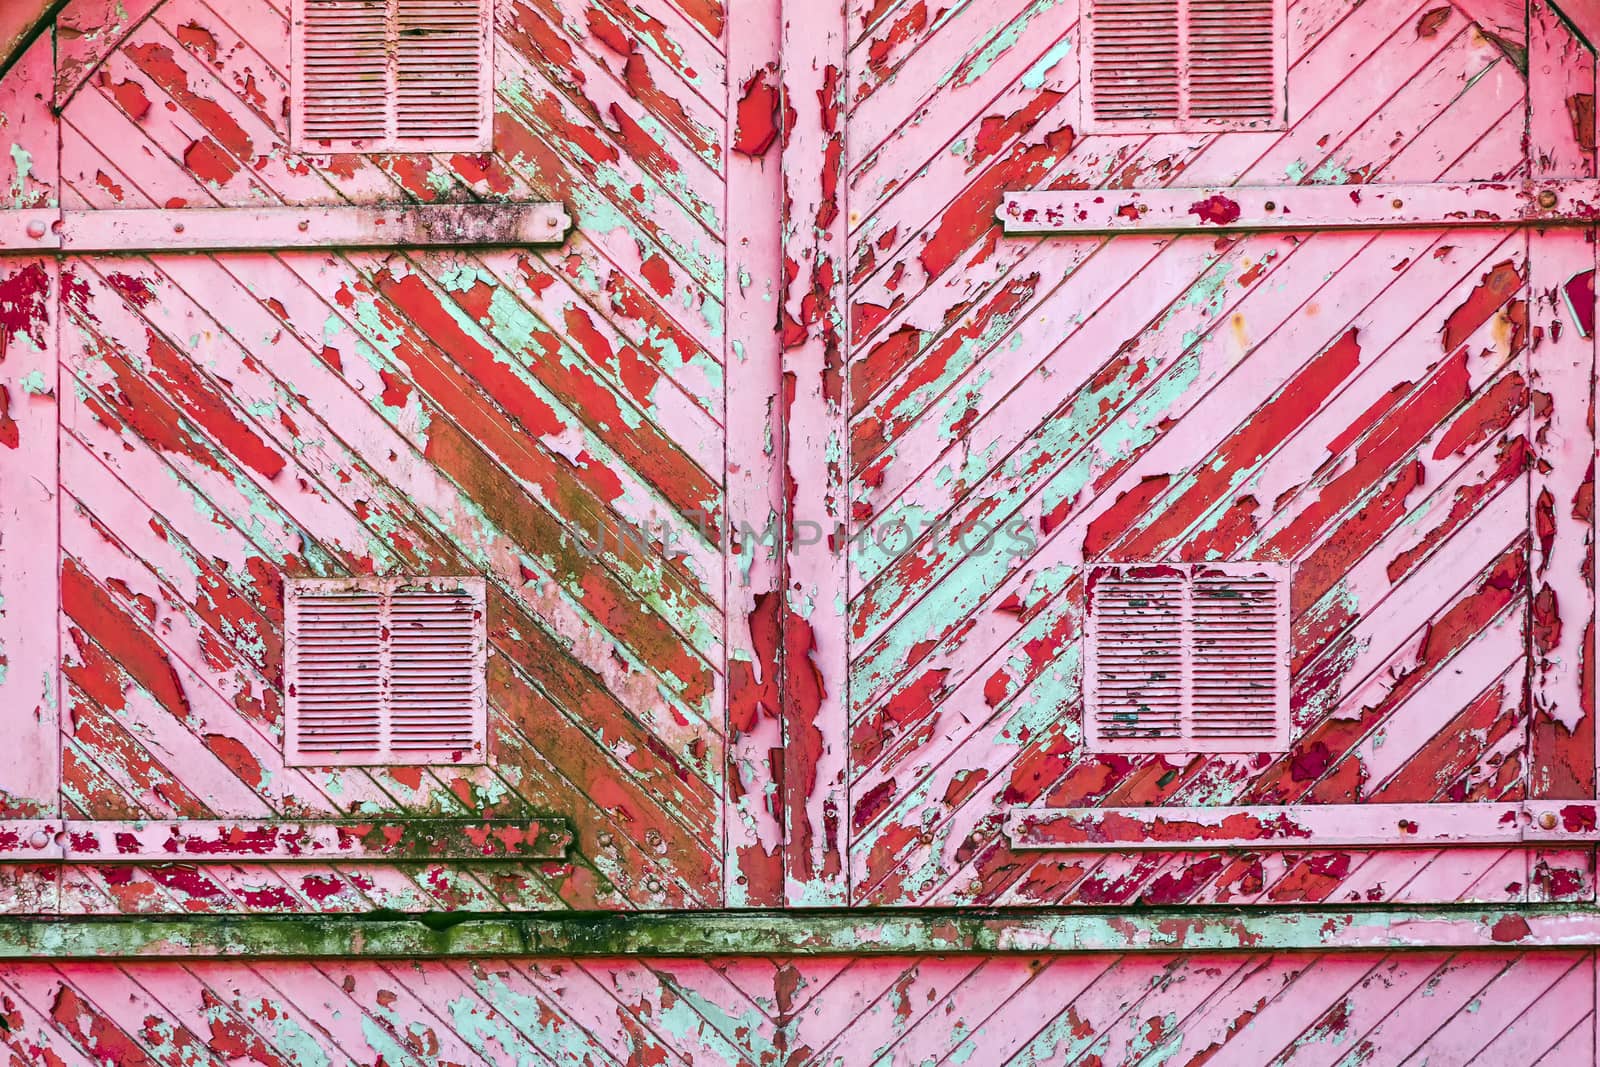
995, 649, 1081, 746
497, 80, 723, 295
622, 106, 723, 220
475, 970, 618, 1061
1006, 1000, 1091, 1063
425, 166, 456, 199
1022, 36, 1074, 89
1308, 159, 1353, 185
1023, 563, 1076, 610
946, 0, 1063, 90
857, 318, 1207, 677
699, 287, 725, 338
653, 978, 777, 1060
18, 370, 48, 394
361, 1006, 441, 1066
8, 144, 32, 205
447, 989, 547, 1065
237, 997, 333, 1067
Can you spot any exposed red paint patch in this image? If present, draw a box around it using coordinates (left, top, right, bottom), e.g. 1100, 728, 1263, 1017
0, 385, 17, 449
205, 733, 265, 793
1188, 195, 1242, 225
52, 985, 163, 1067
640, 254, 675, 298
734, 70, 781, 157
62, 557, 191, 721
917, 128, 1075, 281
864, 2, 929, 88
103, 75, 151, 120
378, 369, 412, 409
125, 42, 253, 160
1442, 260, 1523, 352
1569, 94, 1597, 152
1083, 475, 1172, 559
183, 137, 240, 185
105, 272, 157, 309
586, 8, 633, 54
175, 20, 220, 63
1415, 6, 1452, 36
972, 91, 1066, 166
142, 328, 287, 479
1563, 269, 1595, 337
1490, 913, 1532, 942
0, 263, 50, 362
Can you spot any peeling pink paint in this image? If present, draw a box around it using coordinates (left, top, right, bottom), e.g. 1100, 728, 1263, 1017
0, 0, 1596, 1055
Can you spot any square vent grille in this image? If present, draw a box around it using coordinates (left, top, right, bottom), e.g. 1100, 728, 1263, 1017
285, 577, 488, 766
1085, 563, 1290, 752
1081, 0, 1286, 132
291, 0, 494, 153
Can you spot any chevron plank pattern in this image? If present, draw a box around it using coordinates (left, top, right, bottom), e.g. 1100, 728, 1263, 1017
842, 0, 1566, 906
51, 0, 732, 911
0, 953, 1581, 1064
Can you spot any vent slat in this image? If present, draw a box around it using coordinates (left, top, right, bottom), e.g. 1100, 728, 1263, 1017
287, 579, 486, 766
1087, 565, 1289, 752
1086, 0, 1283, 130
293, 0, 491, 151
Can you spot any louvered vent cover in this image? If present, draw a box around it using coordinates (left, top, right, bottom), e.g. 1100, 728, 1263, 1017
285, 577, 487, 766
1082, 0, 1286, 132
291, 0, 493, 152
1085, 563, 1289, 752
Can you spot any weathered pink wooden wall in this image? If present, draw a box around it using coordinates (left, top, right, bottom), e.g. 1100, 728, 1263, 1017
3, 0, 1600, 1057
6, 0, 747, 914
0, 952, 1590, 1064
1, 0, 1587, 915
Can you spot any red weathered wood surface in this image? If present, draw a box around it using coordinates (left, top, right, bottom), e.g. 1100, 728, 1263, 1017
0, 35, 60, 823
0, 0, 1596, 928
0, 952, 1581, 1063
842, 0, 1596, 911
33, 0, 737, 913
724, 0, 786, 908
778, 0, 852, 907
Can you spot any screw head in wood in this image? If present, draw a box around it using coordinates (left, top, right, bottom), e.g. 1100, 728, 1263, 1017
27, 830, 48, 849
1540, 811, 1559, 830
1538, 189, 1559, 209
25, 220, 46, 239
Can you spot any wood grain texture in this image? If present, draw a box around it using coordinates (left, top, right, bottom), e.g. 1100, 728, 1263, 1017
840, 0, 1585, 910
0, 952, 1579, 1064
2, 0, 1597, 929
43, 0, 737, 912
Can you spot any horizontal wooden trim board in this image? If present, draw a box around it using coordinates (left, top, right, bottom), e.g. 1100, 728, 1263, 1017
4, 908, 1600, 958
1000, 180, 1600, 234
0, 806, 1580, 862
0, 819, 571, 861
0, 204, 573, 253
1006, 803, 1598, 849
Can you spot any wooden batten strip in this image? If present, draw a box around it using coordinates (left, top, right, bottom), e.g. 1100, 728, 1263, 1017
0, 204, 573, 254
1001, 180, 1600, 234
0, 819, 571, 861
1006, 802, 1600, 850
6, 907, 1600, 957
